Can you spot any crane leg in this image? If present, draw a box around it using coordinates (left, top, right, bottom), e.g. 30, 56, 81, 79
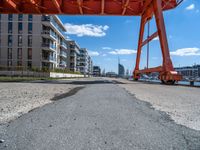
133, 0, 182, 84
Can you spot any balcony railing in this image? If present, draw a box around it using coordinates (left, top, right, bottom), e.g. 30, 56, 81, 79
60, 42, 67, 48
42, 56, 56, 62
42, 43, 56, 51
42, 30, 57, 39
42, 15, 65, 37
60, 51, 67, 57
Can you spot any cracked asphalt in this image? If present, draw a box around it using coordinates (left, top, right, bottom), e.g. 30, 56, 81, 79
0, 78, 200, 150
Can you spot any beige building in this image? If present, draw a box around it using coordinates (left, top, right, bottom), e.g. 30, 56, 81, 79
79, 48, 93, 75
67, 40, 80, 72
0, 14, 67, 70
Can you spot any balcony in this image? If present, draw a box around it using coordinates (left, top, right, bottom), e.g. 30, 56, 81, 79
59, 60, 67, 67
42, 43, 56, 52
41, 30, 57, 41
60, 42, 67, 49
42, 16, 65, 38
60, 50, 67, 58
70, 52, 76, 57
42, 56, 56, 63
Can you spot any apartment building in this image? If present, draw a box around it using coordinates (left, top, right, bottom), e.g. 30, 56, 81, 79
88, 56, 93, 76
67, 40, 80, 72
0, 14, 67, 70
78, 48, 93, 76
79, 48, 88, 75
93, 66, 101, 77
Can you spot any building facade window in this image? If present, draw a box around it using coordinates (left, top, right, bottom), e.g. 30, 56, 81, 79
17, 48, 22, 59
7, 60, 12, 67
8, 35, 12, 47
0, 15, 1, 34
28, 22, 32, 34
7, 48, 12, 59
17, 61, 22, 66
18, 14, 23, 21
8, 14, 12, 21
18, 35, 22, 47
28, 35, 32, 47
27, 61, 32, 68
28, 14, 32, 21
8, 22, 12, 34
28, 48, 32, 60
18, 22, 23, 34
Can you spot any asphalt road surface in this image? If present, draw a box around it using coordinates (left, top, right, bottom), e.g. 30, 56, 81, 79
0, 79, 200, 150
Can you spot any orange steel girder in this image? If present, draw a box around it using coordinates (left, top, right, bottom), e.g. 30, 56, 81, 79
133, 0, 182, 83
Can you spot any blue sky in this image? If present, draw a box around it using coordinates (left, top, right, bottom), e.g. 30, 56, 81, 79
59, 0, 200, 73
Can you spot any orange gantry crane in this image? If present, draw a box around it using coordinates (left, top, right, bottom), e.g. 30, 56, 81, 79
0, 0, 183, 84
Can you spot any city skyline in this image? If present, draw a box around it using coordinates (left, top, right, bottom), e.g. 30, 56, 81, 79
58, 0, 200, 73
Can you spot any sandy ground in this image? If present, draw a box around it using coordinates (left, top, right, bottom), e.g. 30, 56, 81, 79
109, 78, 200, 131
0, 82, 81, 124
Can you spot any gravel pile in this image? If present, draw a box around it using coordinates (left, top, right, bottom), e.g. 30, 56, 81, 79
0, 82, 81, 124
109, 78, 200, 131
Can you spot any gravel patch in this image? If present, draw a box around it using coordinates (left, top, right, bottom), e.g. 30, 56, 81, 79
107, 78, 200, 131
0, 82, 82, 124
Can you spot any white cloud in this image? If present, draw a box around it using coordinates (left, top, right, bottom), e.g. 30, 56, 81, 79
102, 47, 112, 50
186, 4, 195, 10
109, 49, 137, 55
64, 23, 109, 37
170, 47, 200, 56
124, 20, 133, 24
153, 36, 159, 41
102, 54, 107, 56
88, 51, 100, 56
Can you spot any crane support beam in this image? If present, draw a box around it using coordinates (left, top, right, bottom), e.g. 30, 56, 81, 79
142, 31, 158, 47
3, 0, 20, 13
77, 0, 83, 15
122, 0, 130, 15
52, 0, 62, 13
101, 0, 105, 14
30, 0, 41, 13
133, 0, 182, 84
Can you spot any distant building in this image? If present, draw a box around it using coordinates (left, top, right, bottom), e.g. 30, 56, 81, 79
175, 65, 200, 78
93, 66, 101, 77
0, 14, 68, 70
67, 41, 80, 72
78, 48, 93, 76
88, 56, 93, 76
79, 48, 88, 75
118, 63, 125, 77
106, 72, 117, 78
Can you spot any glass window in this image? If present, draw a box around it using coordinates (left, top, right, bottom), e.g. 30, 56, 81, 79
28, 35, 32, 47
8, 14, 12, 21
8, 35, 12, 47
18, 35, 22, 46
17, 48, 22, 59
8, 22, 12, 34
28, 14, 33, 21
28, 22, 32, 34
7, 60, 12, 66
28, 48, 32, 59
8, 48, 12, 59
17, 61, 22, 66
27, 61, 32, 68
18, 22, 23, 34
18, 14, 23, 21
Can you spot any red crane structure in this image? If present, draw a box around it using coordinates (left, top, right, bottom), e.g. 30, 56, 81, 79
0, 0, 183, 84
